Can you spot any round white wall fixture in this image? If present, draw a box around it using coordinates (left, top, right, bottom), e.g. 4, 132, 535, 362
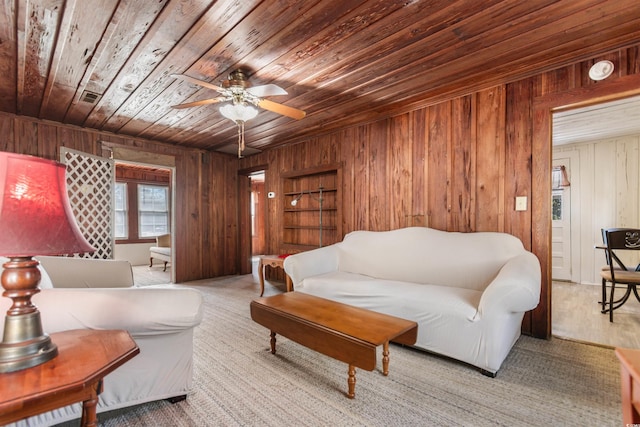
589, 60, 615, 81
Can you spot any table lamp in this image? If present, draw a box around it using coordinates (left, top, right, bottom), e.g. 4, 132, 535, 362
0, 152, 95, 373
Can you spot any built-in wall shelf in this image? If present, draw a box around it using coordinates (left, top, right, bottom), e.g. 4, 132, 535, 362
281, 165, 342, 250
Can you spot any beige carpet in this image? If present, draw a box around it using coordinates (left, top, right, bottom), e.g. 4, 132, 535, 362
74, 275, 622, 427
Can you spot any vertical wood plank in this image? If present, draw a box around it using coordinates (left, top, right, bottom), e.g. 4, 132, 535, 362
0, 115, 16, 152
411, 108, 427, 228
353, 125, 370, 232
369, 120, 388, 231
450, 96, 473, 232
339, 127, 355, 236
14, 117, 40, 156
426, 102, 450, 231
505, 79, 533, 249
475, 88, 505, 232
389, 113, 412, 229
616, 138, 639, 228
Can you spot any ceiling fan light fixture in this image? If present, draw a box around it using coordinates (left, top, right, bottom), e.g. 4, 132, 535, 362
219, 103, 258, 122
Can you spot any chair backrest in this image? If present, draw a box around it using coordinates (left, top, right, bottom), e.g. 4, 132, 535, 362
156, 234, 171, 248
601, 228, 613, 266
602, 228, 640, 271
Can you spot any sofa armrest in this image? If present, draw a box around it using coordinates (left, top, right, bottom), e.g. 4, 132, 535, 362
0, 285, 204, 336
476, 252, 541, 319
284, 245, 340, 286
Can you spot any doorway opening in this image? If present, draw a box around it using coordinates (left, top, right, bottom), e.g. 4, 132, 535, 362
250, 171, 266, 257
114, 160, 176, 284
551, 94, 640, 348
238, 167, 268, 276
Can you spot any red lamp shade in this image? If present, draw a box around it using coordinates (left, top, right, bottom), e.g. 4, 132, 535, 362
0, 152, 95, 257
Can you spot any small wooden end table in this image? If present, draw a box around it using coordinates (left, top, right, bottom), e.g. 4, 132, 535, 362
616, 347, 640, 424
258, 254, 293, 296
250, 292, 418, 398
0, 329, 139, 427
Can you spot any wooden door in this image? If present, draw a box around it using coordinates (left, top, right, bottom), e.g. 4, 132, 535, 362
251, 180, 266, 255
551, 158, 572, 281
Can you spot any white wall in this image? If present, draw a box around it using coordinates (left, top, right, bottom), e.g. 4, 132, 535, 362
553, 133, 640, 285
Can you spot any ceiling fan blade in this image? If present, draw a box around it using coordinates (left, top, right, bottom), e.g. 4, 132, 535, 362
247, 84, 288, 97
171, 97, 226, 109
171, 74, 225, 92
258, 99, 306, 120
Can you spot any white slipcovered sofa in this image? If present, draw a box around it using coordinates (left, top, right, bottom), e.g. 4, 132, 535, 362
283, 227, 541, 376
0, 256, 204, 426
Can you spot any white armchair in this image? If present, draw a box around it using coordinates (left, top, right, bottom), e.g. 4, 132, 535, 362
150, 233, 171, 271
0, 256, 203, 426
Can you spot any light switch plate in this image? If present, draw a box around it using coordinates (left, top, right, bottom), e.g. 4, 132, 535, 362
515, 196, 527, 211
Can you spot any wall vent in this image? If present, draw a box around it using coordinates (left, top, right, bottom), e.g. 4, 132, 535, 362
80, 90, 101, 104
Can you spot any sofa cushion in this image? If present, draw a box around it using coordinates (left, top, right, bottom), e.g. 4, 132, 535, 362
150, 247, 171, 257
337, 227, 525, 291
299, 271, 482, 321
297, 271, 486, 360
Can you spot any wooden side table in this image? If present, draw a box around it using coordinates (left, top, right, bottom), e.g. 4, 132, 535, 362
616, 347, 640, 424
0, 329, 139, 427
259, 255, 293, 296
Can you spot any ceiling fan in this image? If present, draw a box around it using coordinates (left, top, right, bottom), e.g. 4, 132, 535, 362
171, 70, 305, 119
171, 70, 306, 157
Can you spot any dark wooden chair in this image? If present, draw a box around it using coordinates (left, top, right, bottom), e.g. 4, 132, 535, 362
600, 228, 640, 322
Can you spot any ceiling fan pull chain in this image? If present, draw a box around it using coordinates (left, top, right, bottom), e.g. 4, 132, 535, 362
237, 122, 242, 157
241, 120, 246, 153
236, 120, 246, 158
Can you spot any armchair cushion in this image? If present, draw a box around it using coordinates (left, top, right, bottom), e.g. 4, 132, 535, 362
36, 255, 134, 288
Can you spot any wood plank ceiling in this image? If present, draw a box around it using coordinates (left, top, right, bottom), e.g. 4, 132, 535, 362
1, 0, 640, 156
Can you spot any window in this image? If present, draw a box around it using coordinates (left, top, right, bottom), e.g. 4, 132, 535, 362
552, 191, 563, 221
138, 184, 170, 237
114, 163, 171, 243
114, 182, 128, 239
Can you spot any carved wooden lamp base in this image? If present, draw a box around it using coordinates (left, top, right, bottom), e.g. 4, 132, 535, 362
0, 258, 58, 373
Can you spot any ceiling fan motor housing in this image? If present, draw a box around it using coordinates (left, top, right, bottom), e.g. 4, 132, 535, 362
223, 69, 251, 91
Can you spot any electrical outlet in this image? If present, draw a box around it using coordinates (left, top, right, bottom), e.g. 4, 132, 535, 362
515, 196, 527, 211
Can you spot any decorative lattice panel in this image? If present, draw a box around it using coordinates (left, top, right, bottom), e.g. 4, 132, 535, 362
61, 148, 114, 259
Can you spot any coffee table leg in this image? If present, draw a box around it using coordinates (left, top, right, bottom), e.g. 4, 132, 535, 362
270, 331, 277, 354
382, 342, 390, 376
347, 364, 356, 399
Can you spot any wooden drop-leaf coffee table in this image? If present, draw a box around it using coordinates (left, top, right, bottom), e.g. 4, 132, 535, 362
250, 292, 417, 398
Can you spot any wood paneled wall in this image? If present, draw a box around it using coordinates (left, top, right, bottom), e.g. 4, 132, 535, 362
0, 113, 238, 283
241, 88, 532, 259
2, 43, 640, 337
240, 44, 640, 338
